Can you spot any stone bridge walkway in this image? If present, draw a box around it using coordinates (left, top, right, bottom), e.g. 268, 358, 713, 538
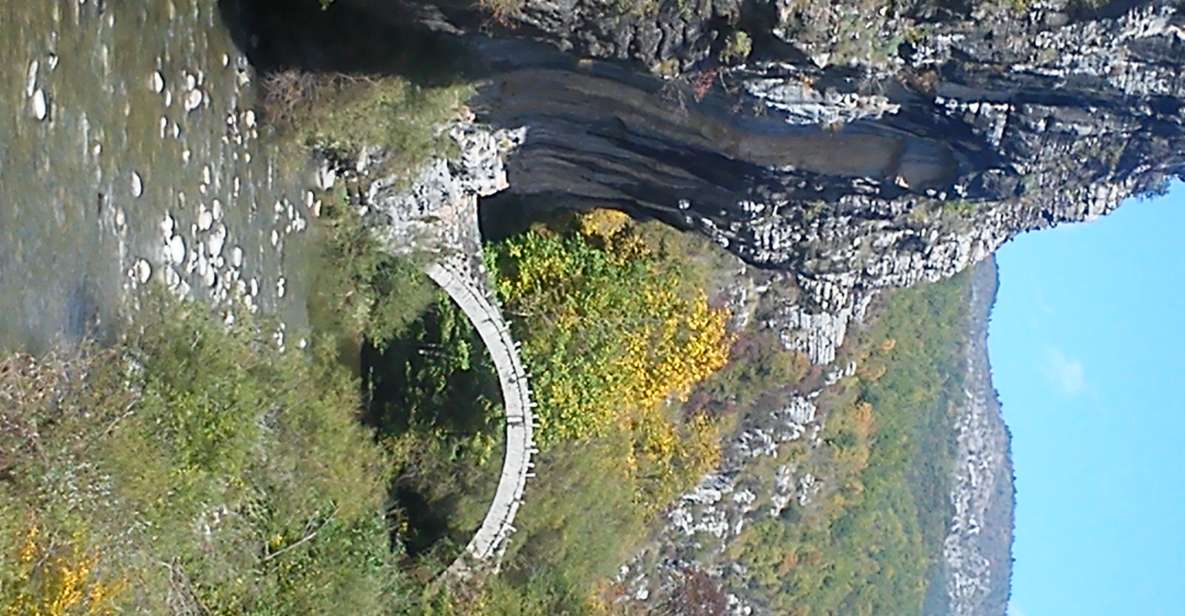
426, 254, 537, 578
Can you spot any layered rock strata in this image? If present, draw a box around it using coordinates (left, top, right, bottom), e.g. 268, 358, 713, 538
346, 0, 1185, 364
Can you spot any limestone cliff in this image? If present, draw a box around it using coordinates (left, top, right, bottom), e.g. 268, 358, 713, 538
344, 0, 1184, 368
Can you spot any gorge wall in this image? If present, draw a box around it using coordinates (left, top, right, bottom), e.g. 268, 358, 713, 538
339, 0, 1185, 368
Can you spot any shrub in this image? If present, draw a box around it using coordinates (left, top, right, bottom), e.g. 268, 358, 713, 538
0, 298, 410, 614
478, 0, 525, 22
260, 69, 471, 179
487, 211, 732, 445
720, 30, 753, 65
314, 193, 437, 346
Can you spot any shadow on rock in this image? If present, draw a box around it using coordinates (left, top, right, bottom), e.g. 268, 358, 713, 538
216, 0, 471, 85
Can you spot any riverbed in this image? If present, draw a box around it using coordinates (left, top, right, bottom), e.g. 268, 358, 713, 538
0, 0, 324, 353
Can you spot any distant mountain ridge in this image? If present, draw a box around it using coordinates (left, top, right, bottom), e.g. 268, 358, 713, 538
936, 257, 1015, 616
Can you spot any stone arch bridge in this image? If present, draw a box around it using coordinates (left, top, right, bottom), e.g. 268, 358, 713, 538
360, 123, 535, 578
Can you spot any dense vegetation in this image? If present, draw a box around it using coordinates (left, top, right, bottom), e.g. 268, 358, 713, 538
469, 211, 737, 613
725, 274, 969, 614
311, 192, 438, 346
0, 181, 974, 616
363, 294, 505, 580
0, 300, 417, 615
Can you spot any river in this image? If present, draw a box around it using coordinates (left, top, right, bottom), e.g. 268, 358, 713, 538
0, 0, 323, 353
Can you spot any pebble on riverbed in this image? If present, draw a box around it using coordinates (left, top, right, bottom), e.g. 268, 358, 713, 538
207, 223, 227, 258
26, 60, 39, 97
184, 88, 203, 112
167, 235, 185, 265
150, 70, 165, 93
31, 89, 48, 121
131, 172, 144, 198
197, 207, 213, 231
132, 259, 152, 285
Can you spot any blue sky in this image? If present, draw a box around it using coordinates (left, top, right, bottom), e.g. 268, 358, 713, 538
991, 182, 1185, 616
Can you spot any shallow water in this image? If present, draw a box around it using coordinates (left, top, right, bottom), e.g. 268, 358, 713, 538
0, 0, 323, 353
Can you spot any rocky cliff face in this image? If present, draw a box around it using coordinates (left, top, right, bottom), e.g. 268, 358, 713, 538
347, 0, 1184, 367
359, 121, 525, 257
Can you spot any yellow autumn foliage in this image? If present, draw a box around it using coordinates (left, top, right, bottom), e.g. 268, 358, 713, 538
578, 207, 633, 242
857, 361, 888, 382
489, 209, 732, 446
488, 209, 731, 515
4, 522, 124, 616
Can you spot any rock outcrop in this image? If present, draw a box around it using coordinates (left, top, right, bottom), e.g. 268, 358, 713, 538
344, 0, 1184, 369
361, 121, 526, 256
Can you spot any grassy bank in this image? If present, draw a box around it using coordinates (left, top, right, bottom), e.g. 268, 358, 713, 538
0, 298, 418, 614
0, 293, 508, 614
0, 196, 499, 614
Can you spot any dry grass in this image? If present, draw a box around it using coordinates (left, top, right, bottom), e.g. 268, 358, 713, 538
259, 68, 471, 178
261, 69, 378, 130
